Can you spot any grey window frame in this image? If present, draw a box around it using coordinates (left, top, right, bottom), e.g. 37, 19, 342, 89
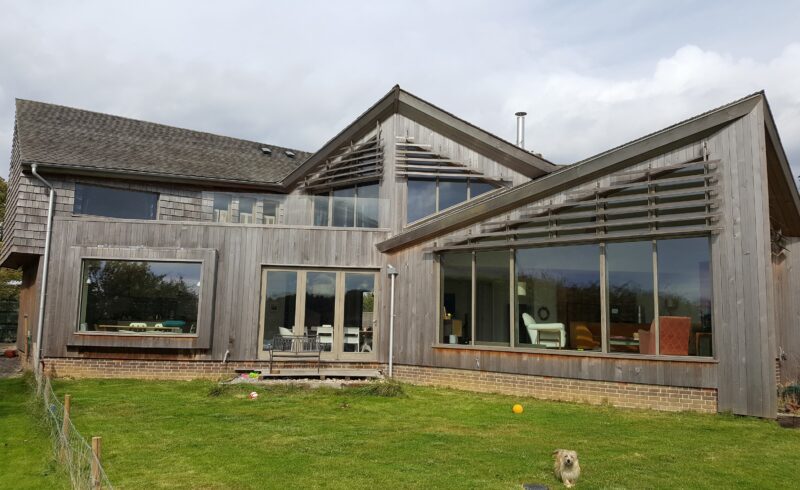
436, 234, 714, 360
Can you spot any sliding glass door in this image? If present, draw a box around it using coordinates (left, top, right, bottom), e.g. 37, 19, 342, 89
259, 268, 378, 360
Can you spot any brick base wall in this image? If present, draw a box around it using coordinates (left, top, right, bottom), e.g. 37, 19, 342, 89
44, 358, 382, 381
43, 358, 718, 413
392, 365, 718, 413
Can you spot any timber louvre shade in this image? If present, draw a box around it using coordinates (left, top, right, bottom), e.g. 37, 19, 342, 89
438, 156, 719, 251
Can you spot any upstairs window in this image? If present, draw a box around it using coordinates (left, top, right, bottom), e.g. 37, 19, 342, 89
213, 194, 232, 222
212, 193, 283, 224
407, 178, 497, 224
73, 183, 158, 220
313, 183, 379, 228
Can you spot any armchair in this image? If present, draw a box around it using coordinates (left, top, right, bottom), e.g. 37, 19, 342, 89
522, 312, 566, 348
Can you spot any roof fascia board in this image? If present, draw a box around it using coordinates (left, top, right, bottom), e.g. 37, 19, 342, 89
21, 162, 286, 192
761, 98, 800, 229
396, 90, 557, 177
377, 94, 762, 253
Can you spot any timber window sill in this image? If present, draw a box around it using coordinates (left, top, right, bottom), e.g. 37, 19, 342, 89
68, 331, 206, 350
432, 343, 718, 364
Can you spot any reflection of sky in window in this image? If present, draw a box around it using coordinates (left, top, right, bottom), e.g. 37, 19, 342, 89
307, 272, 336, 296
345, 273, 374, 292
607, 242, 653, 291
658, 237, 710, 301
407, 179, 436, 222
148, 262, 202, 286
267, 271, 296, 300
517, 245, 600, 287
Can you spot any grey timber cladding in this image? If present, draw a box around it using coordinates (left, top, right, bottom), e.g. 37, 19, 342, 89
377, 92, 767, 253
14, 99, 312, 184
706, 102, 777, 418
774, 237, 800, 384
0, 130, 50, 266
385, 104, 784, 418
42, 217, 389, 360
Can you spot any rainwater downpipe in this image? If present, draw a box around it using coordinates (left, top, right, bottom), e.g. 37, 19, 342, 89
31, 164, 55, 374
387, 264, 398, 377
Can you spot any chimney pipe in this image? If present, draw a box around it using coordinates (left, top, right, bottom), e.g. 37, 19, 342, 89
515, 111, 527, 149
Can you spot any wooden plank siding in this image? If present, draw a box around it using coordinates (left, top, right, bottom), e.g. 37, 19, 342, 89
41, 217, 388, 360
707, 102, 777, 417
774, 237, 800, 383
9, 95, 793, 418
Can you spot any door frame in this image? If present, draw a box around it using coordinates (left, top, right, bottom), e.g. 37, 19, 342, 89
257, 266, 379, 362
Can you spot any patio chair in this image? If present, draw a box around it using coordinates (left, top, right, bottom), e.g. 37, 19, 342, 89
317, 325, 333, 351
344, 326, 360, 352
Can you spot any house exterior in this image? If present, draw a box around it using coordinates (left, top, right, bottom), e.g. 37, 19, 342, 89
3, 85, 799, 418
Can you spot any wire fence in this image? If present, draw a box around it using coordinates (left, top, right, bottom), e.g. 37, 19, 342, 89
35, 371, 114, 489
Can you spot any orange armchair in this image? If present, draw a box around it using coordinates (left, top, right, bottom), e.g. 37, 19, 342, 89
638, 316, 691, 355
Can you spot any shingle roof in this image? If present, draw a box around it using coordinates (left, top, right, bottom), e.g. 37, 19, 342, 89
14, 99, 312, 185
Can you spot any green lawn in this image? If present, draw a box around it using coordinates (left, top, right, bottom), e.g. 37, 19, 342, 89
9, 377, 800, 489
0, 377, 69, 489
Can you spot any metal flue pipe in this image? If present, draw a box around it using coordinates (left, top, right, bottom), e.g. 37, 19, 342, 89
515, 111, 527, 149
30, 164, 55, 374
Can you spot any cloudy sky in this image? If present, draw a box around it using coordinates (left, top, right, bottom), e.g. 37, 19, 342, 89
1, 0, 799, 178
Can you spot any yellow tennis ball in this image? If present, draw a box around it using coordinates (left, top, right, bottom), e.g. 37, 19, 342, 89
512, 404, 524, 414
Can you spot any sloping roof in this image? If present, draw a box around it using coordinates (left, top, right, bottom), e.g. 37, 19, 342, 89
378, 91, 794, 252
282, 85, 558, 187
14, 99, 312, 186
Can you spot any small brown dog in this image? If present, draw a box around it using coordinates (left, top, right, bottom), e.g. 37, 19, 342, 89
552, 449, 580, 487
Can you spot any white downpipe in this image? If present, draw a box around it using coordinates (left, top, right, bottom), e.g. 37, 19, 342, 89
30, 164, 55, 374
387, 264, 398, 377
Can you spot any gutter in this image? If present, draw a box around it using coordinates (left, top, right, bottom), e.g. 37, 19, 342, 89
30, 164, 55, 373
22, 162, 287, 193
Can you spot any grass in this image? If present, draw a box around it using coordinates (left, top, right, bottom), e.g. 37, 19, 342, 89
0, 377, 69, 489
8, 377, 800, 489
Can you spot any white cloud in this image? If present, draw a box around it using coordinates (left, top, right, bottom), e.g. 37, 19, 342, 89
0, 1, 798, 180
501, 44, 800, 171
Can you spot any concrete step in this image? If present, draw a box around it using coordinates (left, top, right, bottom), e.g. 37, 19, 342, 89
260, 368, 382, 379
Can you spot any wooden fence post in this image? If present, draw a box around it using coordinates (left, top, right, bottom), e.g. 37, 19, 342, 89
91, 436, 102, 490
60, 394, 71, 462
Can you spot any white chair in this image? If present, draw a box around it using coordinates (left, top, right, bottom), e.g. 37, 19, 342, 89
317, 325, 333, 351
344, 326, 360, 352
278, 326, 294, 337
522, 312, 566, 348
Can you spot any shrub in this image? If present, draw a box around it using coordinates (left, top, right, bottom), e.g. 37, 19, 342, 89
347, 380, 406, 397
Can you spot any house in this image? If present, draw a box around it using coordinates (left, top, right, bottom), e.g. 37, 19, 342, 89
2, 85, 799, 418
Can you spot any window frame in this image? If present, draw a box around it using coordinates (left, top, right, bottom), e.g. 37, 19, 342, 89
258, 266, 379, 361
436, 234, 715, 361
211, 192, 284, 225
406, 177, 500, 225
67, 247, 217, 350
73, 182, 159, 220
77, 258, 203, 337
312, 182, 381, 229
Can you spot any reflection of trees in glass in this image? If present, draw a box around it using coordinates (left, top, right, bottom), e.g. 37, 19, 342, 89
85, 261, 199, 327
521, 271, 601, 320
608, 280, 652, 323
362, 292, 374, 312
